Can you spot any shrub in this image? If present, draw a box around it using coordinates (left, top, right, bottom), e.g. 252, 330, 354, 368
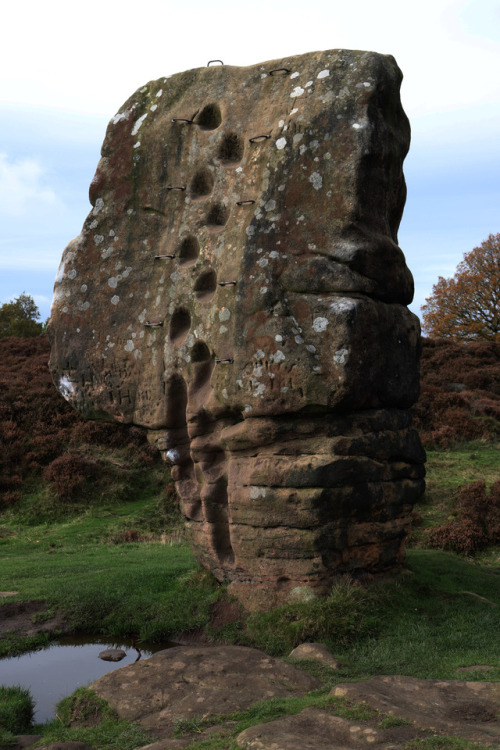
0, 685, 35, 734
427, 481, 500, 555
43, 453, 99, 500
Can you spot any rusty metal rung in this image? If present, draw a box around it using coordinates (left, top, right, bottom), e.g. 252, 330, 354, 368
249, 134, 271, 143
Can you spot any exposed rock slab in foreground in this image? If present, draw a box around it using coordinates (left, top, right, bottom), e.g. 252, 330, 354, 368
90, 645, 321, 739
49, 49, 425, 600
85, 647, 499, 749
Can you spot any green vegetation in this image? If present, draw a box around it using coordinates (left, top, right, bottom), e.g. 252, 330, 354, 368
0, 685, 35, 746
37, 689, 152, 750
0, 293, 45, 338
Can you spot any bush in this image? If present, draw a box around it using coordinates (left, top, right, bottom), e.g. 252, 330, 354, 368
428, 481, 500, 555
0, 685, 35, 734
43, 453, 99, 500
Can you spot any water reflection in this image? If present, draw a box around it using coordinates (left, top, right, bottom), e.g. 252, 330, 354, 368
0, 637, 173, 723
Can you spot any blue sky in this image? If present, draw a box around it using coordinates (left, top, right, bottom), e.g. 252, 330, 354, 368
1, 0, 498, 324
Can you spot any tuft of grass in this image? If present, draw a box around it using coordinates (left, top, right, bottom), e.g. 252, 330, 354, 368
379, 714, 413, 728
0, 685, 35, 734
56, 687, 117, 727
33, 687, 153, 750
402, 737, 497, 750
245, 578, 378, 656
0, 632, 53, 659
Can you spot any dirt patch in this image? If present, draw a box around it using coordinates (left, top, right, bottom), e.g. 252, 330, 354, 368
0, 600, 69, 638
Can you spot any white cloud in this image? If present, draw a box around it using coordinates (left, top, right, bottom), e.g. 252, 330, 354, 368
0, 153, 61, 217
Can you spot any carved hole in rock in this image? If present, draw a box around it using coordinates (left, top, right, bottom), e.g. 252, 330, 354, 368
206, 203, 229, 230
169, 308, 191, 346
194, 270, 217, 302
189, 344, 215, 408
190, 168, 214, 200
197, 103, 222, 131
165, 374, 188, 430
191, 341, 211, 363
218, 132, 244, 165
202, 478, 234, 565
178, 236, 200, 267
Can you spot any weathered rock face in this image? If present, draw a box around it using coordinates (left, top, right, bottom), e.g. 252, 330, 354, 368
49, 49, 425, 602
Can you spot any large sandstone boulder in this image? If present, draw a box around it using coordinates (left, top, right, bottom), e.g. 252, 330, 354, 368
49, 49, 425, 602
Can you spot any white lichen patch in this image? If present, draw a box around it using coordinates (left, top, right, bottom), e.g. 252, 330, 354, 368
219, 307, 231, 322
131, 113, 148, 136
254, 349, 265, 359
249, 486, 266, 499
317, 69, 330, 79
124, 340, 134, 352
290, 71, 300, 79
305, 80, 313, 88
260, 287, 268, 295
329, 298, 356, 314
90, 220, 98, 229
253, 383, 266, 398
290, 86, 305, 98
271, 350, 286, 364
58, 376, 75, 401
309, 172, 323, 190
101, 247, 113, 259
80, 284, 87, 293
133, 141, 141, 149
290, 107, 298, 115
334, 348, 349, 364
306, 344, 316, 353
269, 250, 279, 259
93, 198, 104, 215
276, 137, 287, 150
76, 300, 90, 312
111, 109, 131, 125
93, 235, 104, 246
313, 317, 329, 332
265, 199, 276, 212
295, 335, 304, 344
108, 277, 118, 289
275, 334, 283, 342
293, 133, 303, 145
67, 268, 77, 280
156, 89, 163, 97
257, 257, 269, 268
111, 296, 120, 305
150, 104, 157, 112
246, 226, 255, 237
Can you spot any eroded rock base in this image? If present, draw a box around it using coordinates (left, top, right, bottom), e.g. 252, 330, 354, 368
149, 408, 424, 600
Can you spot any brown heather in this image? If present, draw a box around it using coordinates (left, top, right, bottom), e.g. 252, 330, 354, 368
0, 335, 157, 507
411, 337, 500, 448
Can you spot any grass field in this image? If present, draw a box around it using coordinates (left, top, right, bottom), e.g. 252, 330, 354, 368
1, 440, 499, 749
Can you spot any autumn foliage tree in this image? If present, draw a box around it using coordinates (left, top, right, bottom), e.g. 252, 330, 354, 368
421, 233, 500, 341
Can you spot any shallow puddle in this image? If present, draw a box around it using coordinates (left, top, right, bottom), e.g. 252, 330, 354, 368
0, 636, 173, 723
